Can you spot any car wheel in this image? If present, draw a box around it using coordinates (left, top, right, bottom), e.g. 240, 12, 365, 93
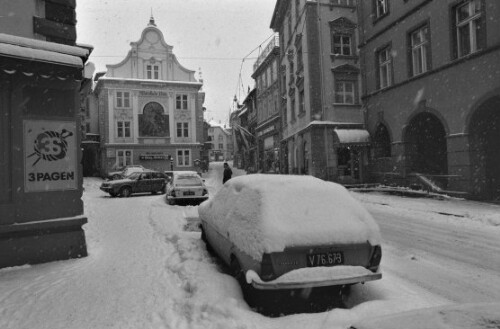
120, 187, 132, 197
166, 197, 174, 205
230, 257, 257, 305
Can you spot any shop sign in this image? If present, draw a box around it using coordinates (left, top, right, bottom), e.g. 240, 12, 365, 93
257, 125, 275, 137
139, 90, 168, 97
24, 120, 78, 192
139, 153, 168, 160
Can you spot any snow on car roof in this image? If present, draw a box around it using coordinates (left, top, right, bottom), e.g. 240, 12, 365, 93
199, 174, 382, 259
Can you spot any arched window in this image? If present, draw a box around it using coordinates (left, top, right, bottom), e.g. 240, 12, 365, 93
373, 123, 391, 158
139, 102, 169, 137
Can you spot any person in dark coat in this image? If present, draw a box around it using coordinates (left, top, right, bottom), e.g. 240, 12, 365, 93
222, 162, 232, 184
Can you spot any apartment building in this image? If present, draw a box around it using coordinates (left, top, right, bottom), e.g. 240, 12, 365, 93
358, 0, 500, 199
271, 0, 370, 183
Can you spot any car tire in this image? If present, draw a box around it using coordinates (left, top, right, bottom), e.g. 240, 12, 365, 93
230, 257, 257, 305
166, 197, 174, 205
120, 187, 132, 197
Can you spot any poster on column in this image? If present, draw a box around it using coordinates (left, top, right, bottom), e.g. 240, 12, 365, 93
24, 120, 78, 192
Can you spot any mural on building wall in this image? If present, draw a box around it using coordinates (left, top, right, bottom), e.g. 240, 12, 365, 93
139, 102, 169, 137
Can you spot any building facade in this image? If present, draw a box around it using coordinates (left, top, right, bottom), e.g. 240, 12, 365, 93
271, 0, 370, 183
93, 17, 205, 176
252, 36, 282, 173
231, 89, 258, 172
207, 122, 232, 162
358, 0, 500, 199
0, 0, 89, 267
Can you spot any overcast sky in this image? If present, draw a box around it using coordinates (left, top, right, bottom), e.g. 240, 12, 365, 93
76, 0, 276, 124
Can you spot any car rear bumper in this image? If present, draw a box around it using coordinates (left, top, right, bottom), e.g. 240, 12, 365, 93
167, 195, 208, 201
246, 265, 381, 290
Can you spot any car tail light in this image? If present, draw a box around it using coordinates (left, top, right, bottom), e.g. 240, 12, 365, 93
368, 245, 382, 272
260, 253, 275, 281
202, 189, 208, 196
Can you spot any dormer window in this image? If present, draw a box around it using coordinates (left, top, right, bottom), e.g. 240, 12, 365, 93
146, 64, 159, 79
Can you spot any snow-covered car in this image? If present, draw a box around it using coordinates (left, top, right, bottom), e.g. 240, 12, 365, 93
199, 174, 382, 294
100, 170, 167, 197
106, 165, 146, 180
349, 302, 500, 329
165, 171, 209, 205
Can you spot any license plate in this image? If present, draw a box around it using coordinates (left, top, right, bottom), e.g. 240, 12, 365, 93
183, 191, 195, 196
307, 251, 344, 267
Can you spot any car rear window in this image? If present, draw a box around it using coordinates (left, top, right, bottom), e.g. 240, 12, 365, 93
176, 176, 202, 186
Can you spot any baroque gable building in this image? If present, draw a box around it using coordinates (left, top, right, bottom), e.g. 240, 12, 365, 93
92, 17, 205, 175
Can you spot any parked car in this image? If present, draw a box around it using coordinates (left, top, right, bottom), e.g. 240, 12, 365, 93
100, 170, 167, 197
198, 174, 382, 299
106, 165, 146, 180
165, 171, 209, 205
349, 302, 500, 329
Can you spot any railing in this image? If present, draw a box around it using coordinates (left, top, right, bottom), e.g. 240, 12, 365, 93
253, 35, 279, 71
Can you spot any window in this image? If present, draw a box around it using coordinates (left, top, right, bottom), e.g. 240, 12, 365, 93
332, 35, 352, 56
176, 94, 188, 110
176, 122, 189, 138
377, 46, 392, 89
410, 25, 430, 76
116, 91, 130, 108
290, 93, 296, 120
117, 121, 131, 138
297, 45, 303, 70
334, 81, 355, 104
281, 65, 287, 94
146, 64, 159, 79
116, 150, 132, 168
219, 143, 224, 150
453, 0, 485, 58
177, 149, 191, 166
287, 15, 292, 43
299, 90, 305, 113
272, 60, 278, 82
374, 0, 389, 19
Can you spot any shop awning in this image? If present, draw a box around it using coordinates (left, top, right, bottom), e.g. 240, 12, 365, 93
0, 33, 86, 80
333, 129, 370, 146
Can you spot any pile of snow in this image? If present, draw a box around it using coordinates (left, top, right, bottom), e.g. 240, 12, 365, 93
199, 174, 381, 260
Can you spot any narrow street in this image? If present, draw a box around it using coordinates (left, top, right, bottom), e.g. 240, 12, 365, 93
351, 192, 500, 305
1, 163, 499, 329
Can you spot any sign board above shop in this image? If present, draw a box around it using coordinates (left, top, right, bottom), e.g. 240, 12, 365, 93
139, 154, 169, 160
139, 90, 168, 97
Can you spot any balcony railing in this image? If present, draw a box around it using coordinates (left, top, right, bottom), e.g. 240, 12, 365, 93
253, 35, 279, 71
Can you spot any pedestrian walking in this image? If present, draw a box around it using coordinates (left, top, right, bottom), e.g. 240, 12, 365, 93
222, 162, 232, 184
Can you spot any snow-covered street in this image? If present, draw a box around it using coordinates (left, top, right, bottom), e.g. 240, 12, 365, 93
1, 162, 499, 329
